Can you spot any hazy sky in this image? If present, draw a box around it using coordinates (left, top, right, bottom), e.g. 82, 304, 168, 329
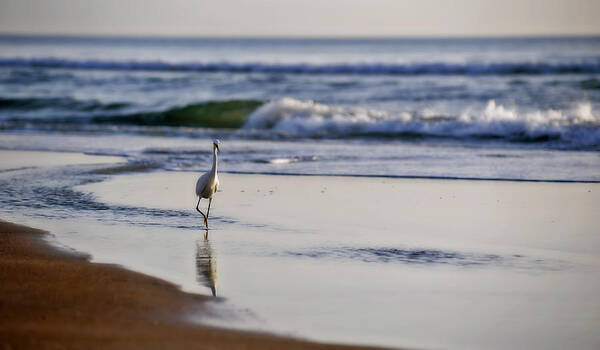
1, 0, 599, 37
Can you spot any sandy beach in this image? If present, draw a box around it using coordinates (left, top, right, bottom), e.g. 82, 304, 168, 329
0, 219, 392, 350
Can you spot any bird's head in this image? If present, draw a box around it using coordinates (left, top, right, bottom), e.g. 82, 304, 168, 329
213, 139, 220, 152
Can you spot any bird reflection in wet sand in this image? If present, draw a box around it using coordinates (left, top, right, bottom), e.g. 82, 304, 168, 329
196, 235, 218, 297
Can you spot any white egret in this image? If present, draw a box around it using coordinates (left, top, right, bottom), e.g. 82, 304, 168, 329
195, 139, 220, 230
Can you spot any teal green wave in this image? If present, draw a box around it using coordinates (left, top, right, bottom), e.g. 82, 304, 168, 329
93, 100, 263, 129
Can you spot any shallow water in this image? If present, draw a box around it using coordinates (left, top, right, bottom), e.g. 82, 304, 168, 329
1, 155, 599, 350
1, 132, 599, 182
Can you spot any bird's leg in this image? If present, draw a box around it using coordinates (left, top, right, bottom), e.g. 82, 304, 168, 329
196, 197, 207, 226
204, 198, 212, 228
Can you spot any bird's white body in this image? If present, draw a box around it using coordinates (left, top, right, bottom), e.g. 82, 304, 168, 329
195, 145, 219, 199
195, 139, 220, 230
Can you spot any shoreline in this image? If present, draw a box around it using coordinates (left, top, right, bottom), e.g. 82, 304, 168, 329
219, 170, 600, 184
0, 220, 394, 350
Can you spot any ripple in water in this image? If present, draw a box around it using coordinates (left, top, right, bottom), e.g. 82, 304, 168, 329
284, 246, 565, 271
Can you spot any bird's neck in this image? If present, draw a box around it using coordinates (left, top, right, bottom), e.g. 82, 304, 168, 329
211, 148, 218, 173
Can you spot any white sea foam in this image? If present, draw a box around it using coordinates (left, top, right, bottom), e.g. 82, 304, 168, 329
244, 98, 600, 147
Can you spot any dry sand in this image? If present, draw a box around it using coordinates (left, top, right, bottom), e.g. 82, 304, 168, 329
0, 220, 394, 350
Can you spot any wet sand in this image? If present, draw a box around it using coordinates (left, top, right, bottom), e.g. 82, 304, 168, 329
0, 220, 393, 350
75, 171, 600, 349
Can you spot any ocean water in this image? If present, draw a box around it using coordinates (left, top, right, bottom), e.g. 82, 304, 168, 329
1, 36, 600, 350
1, 35, 599, 181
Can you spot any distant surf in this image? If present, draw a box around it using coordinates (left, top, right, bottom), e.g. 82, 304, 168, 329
2, 57, 600, 75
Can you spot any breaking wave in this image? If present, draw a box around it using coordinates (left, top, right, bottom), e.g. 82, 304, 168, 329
244, 98, 600, 148
1, 57, 600, 75
1, 99, 262, 129
2, 94, 599, 149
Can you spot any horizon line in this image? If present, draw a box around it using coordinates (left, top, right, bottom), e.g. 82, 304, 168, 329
1, 31, 600, 41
